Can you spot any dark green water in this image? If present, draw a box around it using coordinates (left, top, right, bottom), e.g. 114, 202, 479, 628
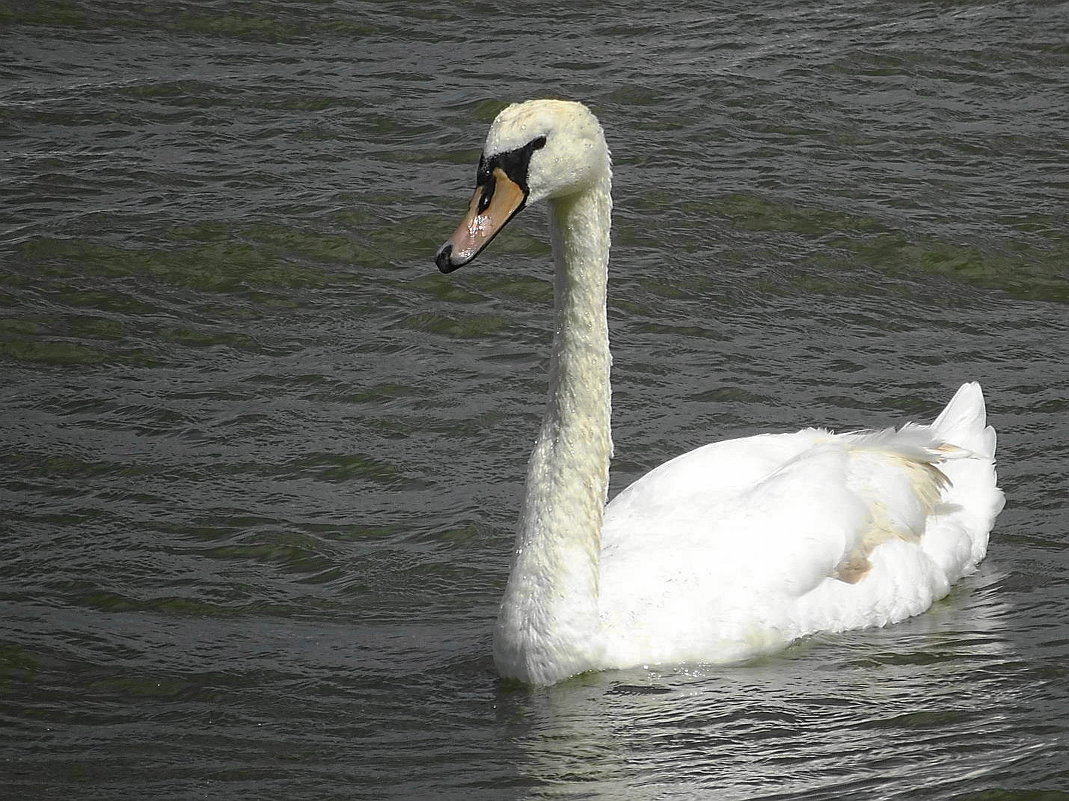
1, 1, 1067, 799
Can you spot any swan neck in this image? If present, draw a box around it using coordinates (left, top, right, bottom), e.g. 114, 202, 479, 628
494, 174, 613, 685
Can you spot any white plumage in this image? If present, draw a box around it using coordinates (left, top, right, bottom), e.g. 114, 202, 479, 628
436, 99, 1004, 685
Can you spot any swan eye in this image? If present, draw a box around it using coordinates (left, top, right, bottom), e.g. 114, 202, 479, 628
477, 177, 496, 214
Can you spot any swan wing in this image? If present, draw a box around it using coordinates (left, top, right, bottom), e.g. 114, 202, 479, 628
597, 387, 1001, 666
598, 429, 870, 664
601, 429, 871, 602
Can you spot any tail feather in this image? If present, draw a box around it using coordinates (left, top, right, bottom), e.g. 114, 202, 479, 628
931, 381, 996, 459
927, 382, 1004, 572
841, 383, 1003, 583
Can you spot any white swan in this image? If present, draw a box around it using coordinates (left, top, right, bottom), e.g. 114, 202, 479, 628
435, 99, 1005, 686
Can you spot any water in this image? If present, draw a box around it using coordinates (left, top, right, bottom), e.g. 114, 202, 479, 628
1, 1, 1067, 798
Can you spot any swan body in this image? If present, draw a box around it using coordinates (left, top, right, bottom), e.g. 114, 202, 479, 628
435, 100, 1004, 686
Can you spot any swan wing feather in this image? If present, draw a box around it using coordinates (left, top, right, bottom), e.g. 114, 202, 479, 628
597, 404, 999, 668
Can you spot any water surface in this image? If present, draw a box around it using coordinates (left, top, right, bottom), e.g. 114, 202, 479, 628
2, 1, 1067, 799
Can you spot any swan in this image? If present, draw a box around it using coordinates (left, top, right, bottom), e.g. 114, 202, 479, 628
434, 99, 1005, 686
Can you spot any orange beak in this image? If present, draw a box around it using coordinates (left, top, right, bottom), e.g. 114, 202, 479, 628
435, 167, 527, 273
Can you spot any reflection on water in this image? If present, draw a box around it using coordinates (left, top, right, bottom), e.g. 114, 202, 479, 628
501, 567, 1061, 800
1, 0, 1067, 798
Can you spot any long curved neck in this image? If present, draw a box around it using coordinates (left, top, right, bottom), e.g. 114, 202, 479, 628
494, 172, 613, 685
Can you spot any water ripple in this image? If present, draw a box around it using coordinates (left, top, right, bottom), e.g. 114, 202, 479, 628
1, 1, 1067, 799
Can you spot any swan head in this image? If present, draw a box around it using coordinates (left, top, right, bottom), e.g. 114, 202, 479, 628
435, 99, 610, 273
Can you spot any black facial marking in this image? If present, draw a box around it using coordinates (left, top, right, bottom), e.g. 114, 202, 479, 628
476, 153, 492, 186
475, 134, 548, 195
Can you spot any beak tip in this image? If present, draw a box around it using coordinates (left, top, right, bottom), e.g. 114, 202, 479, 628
435, 243, 456, 273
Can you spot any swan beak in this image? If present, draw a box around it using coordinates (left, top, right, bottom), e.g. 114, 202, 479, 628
435, 167, 527, 273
